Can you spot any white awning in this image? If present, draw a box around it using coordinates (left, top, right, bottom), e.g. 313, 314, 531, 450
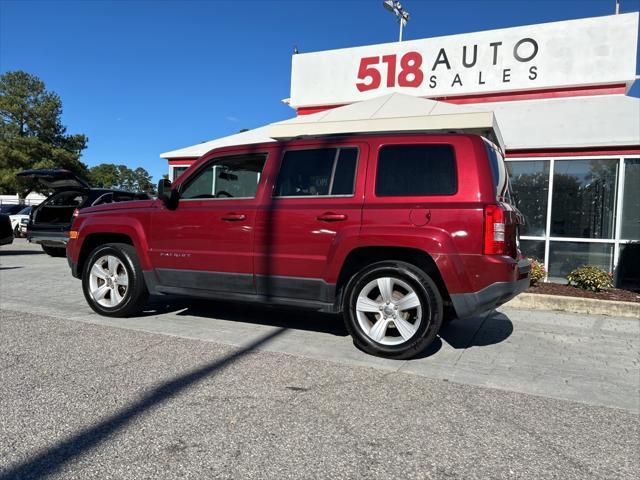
160, 125, 275, 159
268, 93, 506, 151
480, 95, 640, 151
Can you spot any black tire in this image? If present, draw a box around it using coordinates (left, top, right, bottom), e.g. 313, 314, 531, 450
13, 225, 20, 238
82, 243, 149, 317
42, 245, 67, 257
343, 261, 443, 360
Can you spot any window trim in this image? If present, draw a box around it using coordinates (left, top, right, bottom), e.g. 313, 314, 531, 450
374, 144, 459, 198
272, 146, 359, 199
178, 153, 268, 202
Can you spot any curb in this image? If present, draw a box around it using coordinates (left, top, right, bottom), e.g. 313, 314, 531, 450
503, 292, 640, 319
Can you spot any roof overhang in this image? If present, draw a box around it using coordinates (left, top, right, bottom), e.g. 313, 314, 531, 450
269, 93, 506, 151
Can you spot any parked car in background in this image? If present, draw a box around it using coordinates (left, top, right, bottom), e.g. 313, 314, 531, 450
17, 169, 150, 257
0, 213, 13, 246
67, 133, 530, 359
0, 204, 25, 216
9, 206, 34, 238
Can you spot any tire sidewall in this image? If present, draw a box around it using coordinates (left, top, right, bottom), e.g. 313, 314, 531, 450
344, 261, 443, 358
82, 244, 141, 316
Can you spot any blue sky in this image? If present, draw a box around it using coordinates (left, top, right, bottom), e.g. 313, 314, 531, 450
1, 0, 639, 181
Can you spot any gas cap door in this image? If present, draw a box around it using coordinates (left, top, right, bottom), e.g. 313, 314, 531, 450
409, 208, 431, 227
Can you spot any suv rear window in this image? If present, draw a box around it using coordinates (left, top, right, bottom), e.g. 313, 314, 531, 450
376, 145, 457, 196
274, 148, 358, 197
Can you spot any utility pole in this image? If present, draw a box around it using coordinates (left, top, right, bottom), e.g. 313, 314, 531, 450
383, 1, 410, 42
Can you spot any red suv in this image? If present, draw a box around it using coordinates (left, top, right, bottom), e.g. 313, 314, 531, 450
67, 134, 530, 358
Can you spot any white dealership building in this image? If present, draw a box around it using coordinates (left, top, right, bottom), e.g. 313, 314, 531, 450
161, 13, 640, 288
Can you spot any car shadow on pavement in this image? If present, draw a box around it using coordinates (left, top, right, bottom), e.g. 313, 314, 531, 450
0, 327, 288, 480
0, 249, 44, 255
139, 295, 350, 337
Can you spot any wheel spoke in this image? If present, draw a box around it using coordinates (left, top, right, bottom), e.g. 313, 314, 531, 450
356, 296, 381, 313
393, 316, 417, 341
396, 292, 420, 312
91, 263, 108, 280
369, 318, 389, 342
107, 256, 118, 275
115, 274, 129, 287
92, 284, 110, 301
377, 277, 394, 303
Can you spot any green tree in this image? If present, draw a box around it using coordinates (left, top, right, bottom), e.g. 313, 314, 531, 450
88, 163, 156, 195
0, 70, 89, 194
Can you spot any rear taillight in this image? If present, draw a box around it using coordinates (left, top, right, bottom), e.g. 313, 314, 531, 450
484, 204, 506, 255
72, 208, 79, 218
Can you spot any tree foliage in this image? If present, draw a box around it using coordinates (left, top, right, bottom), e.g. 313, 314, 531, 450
89, 163, 156, 195
0, 70, 89, 194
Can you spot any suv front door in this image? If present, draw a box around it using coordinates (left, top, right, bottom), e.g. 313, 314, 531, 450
148, 153, 267, 294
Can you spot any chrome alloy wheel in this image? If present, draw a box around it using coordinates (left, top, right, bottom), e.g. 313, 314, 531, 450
355, 277, 423, 346
88, 255, 129, 308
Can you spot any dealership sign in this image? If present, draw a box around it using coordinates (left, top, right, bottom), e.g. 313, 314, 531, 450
290, 13, 638, 108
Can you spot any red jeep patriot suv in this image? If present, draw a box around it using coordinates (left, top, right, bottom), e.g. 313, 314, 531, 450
67, 134, 530, 359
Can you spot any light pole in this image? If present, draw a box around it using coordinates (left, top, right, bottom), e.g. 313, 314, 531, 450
383, 0, 410, 42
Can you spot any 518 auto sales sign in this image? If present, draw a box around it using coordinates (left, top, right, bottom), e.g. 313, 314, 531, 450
289, 13, 638, 109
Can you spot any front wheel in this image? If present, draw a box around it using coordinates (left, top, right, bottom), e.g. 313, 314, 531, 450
82, 243, 148, 317
343, 261, 443, 359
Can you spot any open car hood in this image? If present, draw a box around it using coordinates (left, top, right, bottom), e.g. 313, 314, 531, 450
17, 169, 91, 190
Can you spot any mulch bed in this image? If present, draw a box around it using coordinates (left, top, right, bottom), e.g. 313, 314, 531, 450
527, 282, 640, 303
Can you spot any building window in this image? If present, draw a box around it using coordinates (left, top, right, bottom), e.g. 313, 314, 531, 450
621, 158, 640, 240
507, 160, 549, 236
548, 241, 614, 280
172, 166, 189, 181
519, 239, 545, 262
507, 155, 638, 288
550, 159, 618, 239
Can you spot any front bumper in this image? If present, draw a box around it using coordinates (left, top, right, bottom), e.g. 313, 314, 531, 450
450, 258, 530, 319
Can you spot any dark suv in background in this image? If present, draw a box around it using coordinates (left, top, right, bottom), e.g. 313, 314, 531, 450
17, 169, 149, 256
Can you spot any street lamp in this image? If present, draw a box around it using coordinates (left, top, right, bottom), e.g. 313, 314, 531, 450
383, 0, 410, 42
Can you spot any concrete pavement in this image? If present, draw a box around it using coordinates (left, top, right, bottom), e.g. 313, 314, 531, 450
1, 239, 638, 412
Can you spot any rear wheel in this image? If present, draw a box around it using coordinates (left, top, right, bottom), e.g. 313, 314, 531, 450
82, 243, 148, 317
41, 245, 67, 257
13, 225, 20, 238
343, 261, 443, 359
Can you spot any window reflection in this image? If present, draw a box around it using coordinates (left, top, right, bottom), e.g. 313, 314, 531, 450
551, 159, 618, 239
548, 241, 613, 280
507, 161, 549, 236
621, 159, 640, 240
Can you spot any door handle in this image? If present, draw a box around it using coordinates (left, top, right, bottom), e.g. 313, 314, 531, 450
221, 213, 246, 221
317, 212, 347, 222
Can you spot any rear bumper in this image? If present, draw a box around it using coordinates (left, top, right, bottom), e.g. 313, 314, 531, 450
27, 231, 68, 247
450, 258, 530, 319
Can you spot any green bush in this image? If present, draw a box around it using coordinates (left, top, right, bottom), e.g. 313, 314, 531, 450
566, 266, 613, 292
528, 258, 546, 285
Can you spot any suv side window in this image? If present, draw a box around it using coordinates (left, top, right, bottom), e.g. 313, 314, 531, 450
376, 145, 457, 196
274, 147, 358, 197
180, 154, 266, 200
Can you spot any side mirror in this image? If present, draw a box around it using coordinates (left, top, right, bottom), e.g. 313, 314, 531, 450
157, 179, 179, 210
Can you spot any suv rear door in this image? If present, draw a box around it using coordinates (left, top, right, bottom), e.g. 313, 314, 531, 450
254, 142, 367, 302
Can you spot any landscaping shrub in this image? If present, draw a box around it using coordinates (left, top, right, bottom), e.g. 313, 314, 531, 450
566, 266, 613, 292
528, 258, 546, 285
